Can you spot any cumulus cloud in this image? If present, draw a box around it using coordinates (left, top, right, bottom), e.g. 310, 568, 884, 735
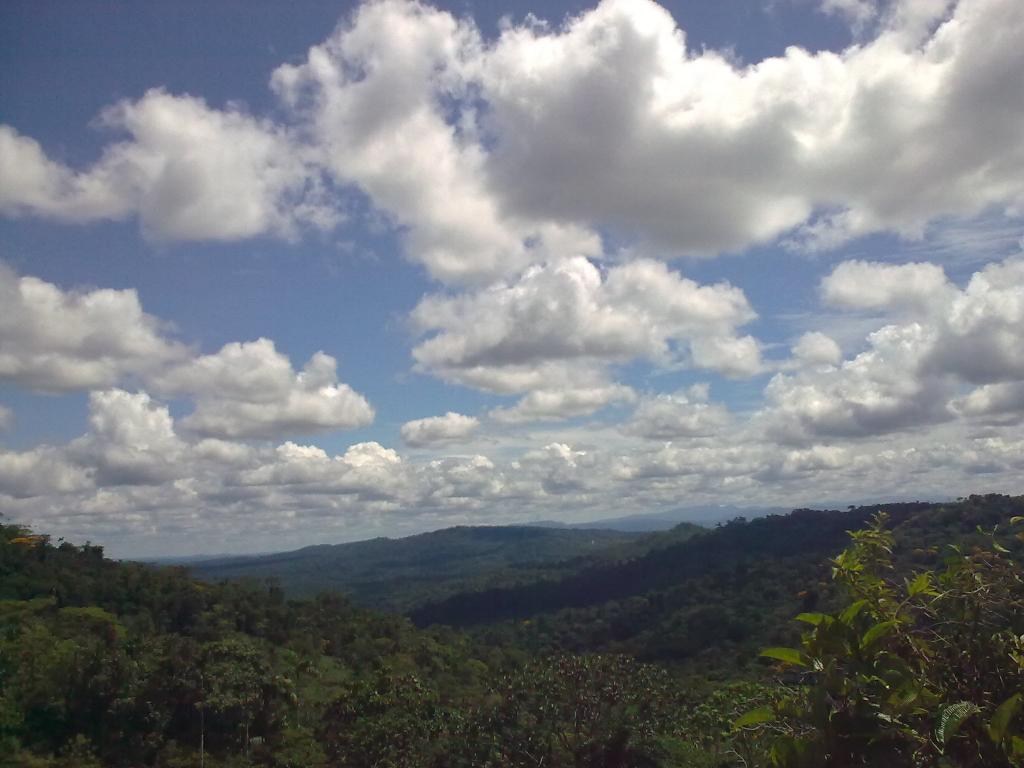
161, 340, 375, 439
613, 441, 765, 482
778, 444, 849, 474
819, 0, 880, 30
0, 265, 186, 391
490, 384, 636, 424
412, 257, 761, 415
952, 382, 1024, 423
922, 257, 1024, 384
0, 266, 374, 440
241, 440, 407, 500
481, 0, 1023, 257
622, 384, 732, 439
70, 390, 187, 486
821, 260, 955, 314
0, 446, 92, 499
766, 324, 951, 443
270, 0, 602, 283
791, 331, 843, 367
3, 0, 1024, 554
1, 381, 1021, 556
763, 255, 1024, 442
5, 0, 1022, 277
401, 412, 480, 447
0, 90, 334, 240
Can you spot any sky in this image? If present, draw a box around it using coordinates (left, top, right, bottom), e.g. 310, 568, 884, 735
1, 0, 1023, 558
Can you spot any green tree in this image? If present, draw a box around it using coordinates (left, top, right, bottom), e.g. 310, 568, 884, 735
743, 514, 1024, 766
317, 671, 441, 767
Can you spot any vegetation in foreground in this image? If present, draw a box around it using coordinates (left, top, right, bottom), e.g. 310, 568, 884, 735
1, 494, 1023, 766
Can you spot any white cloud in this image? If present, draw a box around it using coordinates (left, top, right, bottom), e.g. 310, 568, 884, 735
780, 444, 849, 474
163, 340, 375, 439
0, 266, 374, 441
420, 455, 503, 505
952, 382, 1024, 423
270, 0, 601, 283
4, 0, 1019, 277
3, 0, 1024, 554
288, 0, 1017, 275
0, 90, 334, 241
791, 331, 843, 367
479, 0, 1024, 257
622, 385, 731, 439
1, 383, 1022, 556
241, 440, 407, 500
0, 265, 186, 391
820, 0, 880, 29
401, 412, 480, 446
491, 384, 636, 424
0, 446, 92, 499
70, 389, 186, 486
515, 442, 598, 495
763, 255, 1024, 442
613, 441, 765, 482
764, 321, 950, 443
412, 257, 761, 406
821, 260, 955, 314
923, 257, 1024, 384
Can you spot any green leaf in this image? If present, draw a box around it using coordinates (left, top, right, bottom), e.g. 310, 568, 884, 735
761, 647, 810, 667
839, 599, 869, 625
1012, 735, 1024, 757
733, 706, 776, 729
861, 620, 897, 649
907, 572, 931, 596
989, 693, 1022, 744
937, 701, 981, 745
771, 736, 808, 767
795, 612, 829, 626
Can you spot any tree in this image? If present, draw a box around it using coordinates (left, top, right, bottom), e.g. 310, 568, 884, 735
742, 514, 1024, 767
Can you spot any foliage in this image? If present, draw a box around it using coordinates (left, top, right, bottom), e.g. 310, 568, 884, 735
190, 525, 650, 613
2, 495, 1023, 766
672, 681, 782, 767
449, 653, 677, 767
743, 509, 1024, 766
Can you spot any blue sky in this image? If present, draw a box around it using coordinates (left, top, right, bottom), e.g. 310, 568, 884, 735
1, 0, 1022, 557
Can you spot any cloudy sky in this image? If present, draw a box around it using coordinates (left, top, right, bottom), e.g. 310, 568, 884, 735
1, 0, 1023, 557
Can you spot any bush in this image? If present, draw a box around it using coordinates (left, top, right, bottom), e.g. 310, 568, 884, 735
742, 514, 1024, 767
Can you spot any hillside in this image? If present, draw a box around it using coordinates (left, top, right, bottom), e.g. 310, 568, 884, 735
3, 494, 1023, 766
411, 496, 1024, 669
188, 524, 664, 612
530, 505, 788, 532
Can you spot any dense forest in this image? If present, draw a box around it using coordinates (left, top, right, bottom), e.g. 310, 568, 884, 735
2, 494, 1023, 766
187, 525, 675, 613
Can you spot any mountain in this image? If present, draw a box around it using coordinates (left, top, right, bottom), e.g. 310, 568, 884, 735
5, 494, 1023, 767
530, 504, 788, 532
410, 495, 1024, 667
188, 524, 650, 612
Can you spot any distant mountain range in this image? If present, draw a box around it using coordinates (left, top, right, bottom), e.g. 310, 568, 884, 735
182, 495, 1024, 667
527, 504, 788, 532
409, 495, 1024, 663
181, 505, 783, 610
187, 524, 675, 612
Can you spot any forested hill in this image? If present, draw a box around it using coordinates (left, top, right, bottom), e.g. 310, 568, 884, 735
410, 496, 1024, 631
3, 494, 1024, 766
188, 524, 661, 612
